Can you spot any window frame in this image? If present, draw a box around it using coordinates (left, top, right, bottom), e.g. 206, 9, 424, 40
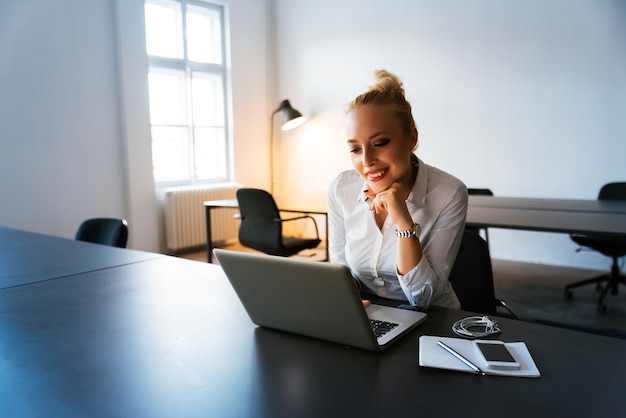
145, 0, 232, 186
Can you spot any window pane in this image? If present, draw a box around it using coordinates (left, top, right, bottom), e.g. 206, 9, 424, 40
145, 0, 230, 185
194, 127, 227, 180
191, 73, 224, 126
186, 5, 222, 64
152, 126, 191, 182
145, 0, 183, 59
148, 69, 187, 125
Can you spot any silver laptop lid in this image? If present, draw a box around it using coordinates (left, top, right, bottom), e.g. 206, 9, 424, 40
214, 249, 425, 351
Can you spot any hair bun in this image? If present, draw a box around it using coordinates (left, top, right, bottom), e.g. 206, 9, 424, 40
370, 69, 405, 97
348, 69, 417, 136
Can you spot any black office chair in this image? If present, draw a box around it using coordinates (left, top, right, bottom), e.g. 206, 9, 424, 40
565, 182, 626, 312
448, 228, 529, 320
236, 188, 321, 257
75, 218, 129, 248
467, 188, 493, 244
467, 188, 493, 196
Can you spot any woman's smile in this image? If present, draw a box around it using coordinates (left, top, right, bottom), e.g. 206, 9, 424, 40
365, 167, 388, 182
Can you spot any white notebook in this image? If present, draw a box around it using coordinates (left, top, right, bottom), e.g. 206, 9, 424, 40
419, 335, 541, 378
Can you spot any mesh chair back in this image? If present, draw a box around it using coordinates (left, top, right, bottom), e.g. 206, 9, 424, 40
466, 188, 493, 240
75, 218, 128, 248
567, 182, 626, 310
448, 229, 497, 315
467, 188, 493, 196
598, 182, 626, 201
236, 189, 284, 255
571, 182, 626, 257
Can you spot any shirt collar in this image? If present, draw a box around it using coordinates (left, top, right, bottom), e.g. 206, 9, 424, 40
357, 186, 370, 204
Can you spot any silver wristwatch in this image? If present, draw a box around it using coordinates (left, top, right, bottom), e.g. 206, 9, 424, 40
396, 222, 421, 239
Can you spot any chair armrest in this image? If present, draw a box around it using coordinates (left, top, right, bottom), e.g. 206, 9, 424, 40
496, 299, 535, 322
278, 215, 320, 239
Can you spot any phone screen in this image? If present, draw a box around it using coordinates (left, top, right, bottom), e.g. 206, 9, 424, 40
476, 343, 516, 362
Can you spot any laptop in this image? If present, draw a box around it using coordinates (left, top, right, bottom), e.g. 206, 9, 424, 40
213, 249, 427, 351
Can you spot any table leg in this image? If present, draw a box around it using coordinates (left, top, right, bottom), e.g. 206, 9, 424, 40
205, 206, 214, 263
324, 214, 329, 261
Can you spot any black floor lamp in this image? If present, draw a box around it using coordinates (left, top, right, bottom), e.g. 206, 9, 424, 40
270, 99, 306, 193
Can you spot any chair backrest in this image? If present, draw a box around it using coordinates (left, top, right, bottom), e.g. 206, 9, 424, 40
236, 189, 283, 254
598, 182, 626, 201
466, 188, 493, 238
447, 229, 497, 315
75, 218, 129, 248
467, 188, 494, 196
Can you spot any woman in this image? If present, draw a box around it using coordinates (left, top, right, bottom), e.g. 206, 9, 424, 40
328, 70, 467, 309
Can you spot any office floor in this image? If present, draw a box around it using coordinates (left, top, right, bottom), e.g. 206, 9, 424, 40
492, 259, 626, 339
179, 243, 626, 340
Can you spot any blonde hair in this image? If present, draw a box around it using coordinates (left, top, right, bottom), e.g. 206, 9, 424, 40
348, 69, 417, 136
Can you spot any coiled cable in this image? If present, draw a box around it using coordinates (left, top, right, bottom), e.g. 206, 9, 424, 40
452, 315, 501, 339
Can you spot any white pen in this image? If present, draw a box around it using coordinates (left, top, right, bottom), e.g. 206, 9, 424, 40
437, 340, 485, 376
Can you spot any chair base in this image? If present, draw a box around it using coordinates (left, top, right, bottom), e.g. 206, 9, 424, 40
564, 262, 626, 312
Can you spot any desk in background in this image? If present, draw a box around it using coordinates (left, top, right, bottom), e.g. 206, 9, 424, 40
0, 231, 625, 416
204, 192, 328, 262
205, 194, 626, 263
467, 195, 626, 237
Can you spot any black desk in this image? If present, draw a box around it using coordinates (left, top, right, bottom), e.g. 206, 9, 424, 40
0, 226, 163, 289
1, 249, 625, 416
467, 196, 626, 237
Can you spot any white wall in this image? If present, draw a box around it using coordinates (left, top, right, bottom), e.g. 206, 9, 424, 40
1, 0, 624, 269
0, 0, 270, 252
0, 1, 138, 243
270, 0, 626, 269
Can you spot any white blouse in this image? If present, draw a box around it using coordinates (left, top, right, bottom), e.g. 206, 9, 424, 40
328, 159, 467, 309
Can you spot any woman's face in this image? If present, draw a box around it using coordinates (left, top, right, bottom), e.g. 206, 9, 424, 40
345, 105, 417, 194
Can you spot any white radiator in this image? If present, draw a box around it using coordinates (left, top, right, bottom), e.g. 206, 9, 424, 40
164, 183, 240, 252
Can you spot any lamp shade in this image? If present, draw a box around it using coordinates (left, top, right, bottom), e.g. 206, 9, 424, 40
269, 99, 306, 193
275, 99, 306, 131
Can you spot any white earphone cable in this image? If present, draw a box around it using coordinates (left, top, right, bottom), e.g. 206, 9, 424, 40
452, 315, 501, 339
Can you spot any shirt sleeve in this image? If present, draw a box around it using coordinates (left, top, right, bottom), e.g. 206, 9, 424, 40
396, 185, 467, 308
327, 176, 347, 265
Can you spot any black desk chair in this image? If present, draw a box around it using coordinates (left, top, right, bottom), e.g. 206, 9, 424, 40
467, 188, 493, 244
236, 188, 321, 257
565, 182, 626, 312
75, 218, 129, 248
448, 228, 530, 321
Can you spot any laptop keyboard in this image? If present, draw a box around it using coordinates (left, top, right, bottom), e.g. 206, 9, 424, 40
370, 319, 399, 338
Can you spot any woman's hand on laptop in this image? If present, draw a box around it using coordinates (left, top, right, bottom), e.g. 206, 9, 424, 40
351, 277, 370, 308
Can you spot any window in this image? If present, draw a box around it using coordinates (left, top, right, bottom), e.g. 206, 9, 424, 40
144, 0, 230, 185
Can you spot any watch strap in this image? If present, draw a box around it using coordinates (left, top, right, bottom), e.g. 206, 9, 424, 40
396, 223, 420, 239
